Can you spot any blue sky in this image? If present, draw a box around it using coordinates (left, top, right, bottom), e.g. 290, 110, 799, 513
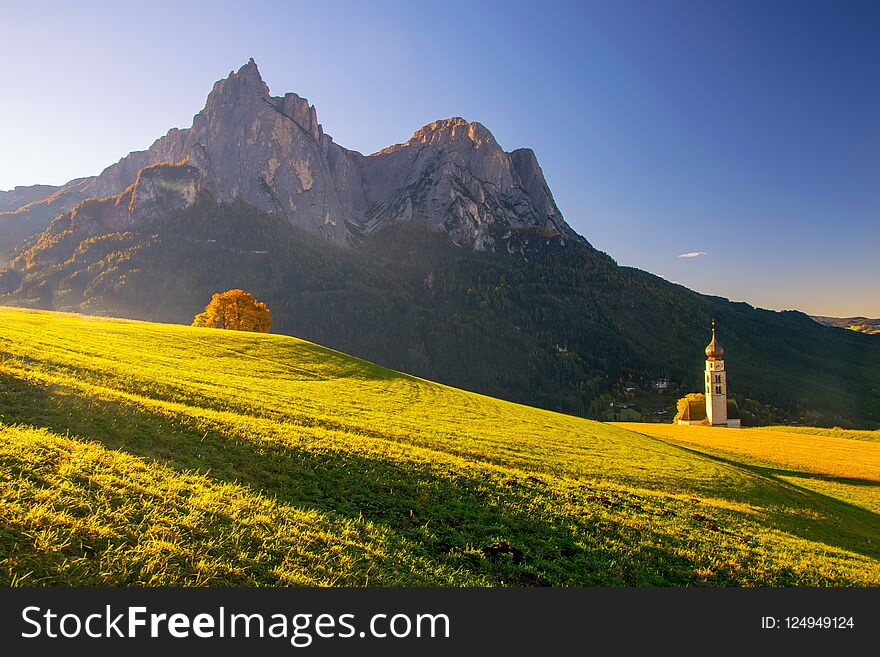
2, 0, 877, 316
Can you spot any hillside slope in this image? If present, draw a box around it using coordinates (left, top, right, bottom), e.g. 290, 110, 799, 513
0, 308, 877, 586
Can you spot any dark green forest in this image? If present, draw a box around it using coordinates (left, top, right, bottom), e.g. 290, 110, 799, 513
5, 197, 880, 428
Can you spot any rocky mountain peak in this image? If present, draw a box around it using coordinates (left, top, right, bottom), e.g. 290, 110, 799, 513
195, 58, 271, 130
3, 59, 584, 255
377, 117, 497, 156
220, 58, 270, 98
271, 92, 323, 142
201, 60, 320, 141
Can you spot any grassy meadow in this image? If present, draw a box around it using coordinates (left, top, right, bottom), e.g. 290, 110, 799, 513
615, 423, 880, 517
0, 307, 878, 586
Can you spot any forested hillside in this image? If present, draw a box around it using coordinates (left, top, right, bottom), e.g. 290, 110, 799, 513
5, 197, 880, 427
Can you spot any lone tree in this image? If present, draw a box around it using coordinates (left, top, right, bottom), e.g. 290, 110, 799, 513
193, 289, 272, 333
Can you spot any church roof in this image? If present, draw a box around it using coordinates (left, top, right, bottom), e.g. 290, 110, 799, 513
680, 400, 706, 422
679, 399, 740, 422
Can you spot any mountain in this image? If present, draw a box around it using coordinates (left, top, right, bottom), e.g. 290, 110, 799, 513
812, 315, 880, 335
0, 184, 60, 212
0, 59, 578, 256
2, 60, 879, 428
0, 184, 63, 263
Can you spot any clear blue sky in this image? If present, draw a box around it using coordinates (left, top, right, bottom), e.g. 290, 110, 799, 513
2, 0, 878, 316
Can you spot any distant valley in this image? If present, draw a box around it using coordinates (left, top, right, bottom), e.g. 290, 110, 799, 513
812, 315, 880, 335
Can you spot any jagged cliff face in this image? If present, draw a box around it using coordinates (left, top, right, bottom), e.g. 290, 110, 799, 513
358, 118, 576, 248
3, 59, 581, 251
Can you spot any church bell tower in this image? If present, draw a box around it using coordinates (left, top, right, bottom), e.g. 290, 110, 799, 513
704, 320, 728, 426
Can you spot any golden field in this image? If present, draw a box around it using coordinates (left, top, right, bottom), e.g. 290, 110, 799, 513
0, 307, 877, 586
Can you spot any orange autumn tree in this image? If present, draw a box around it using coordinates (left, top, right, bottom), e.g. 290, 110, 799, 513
192, 289, 272, 333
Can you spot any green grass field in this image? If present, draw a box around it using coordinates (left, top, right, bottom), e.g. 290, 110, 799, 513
0, 308, 878, 586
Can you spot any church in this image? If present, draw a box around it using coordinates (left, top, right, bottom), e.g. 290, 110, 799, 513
677, 322, 741, 428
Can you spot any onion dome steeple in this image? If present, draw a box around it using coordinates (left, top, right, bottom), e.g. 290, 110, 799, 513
705, 319, 724, 360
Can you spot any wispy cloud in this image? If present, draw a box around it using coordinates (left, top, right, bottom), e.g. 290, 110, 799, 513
678, 251, 707, 259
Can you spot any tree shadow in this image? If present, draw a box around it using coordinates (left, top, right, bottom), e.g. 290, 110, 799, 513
0, 368, 877, 585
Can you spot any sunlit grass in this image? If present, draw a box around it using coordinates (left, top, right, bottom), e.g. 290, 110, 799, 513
616, 422, 880, 520
1, 307, 878, 586
614, 423, 880, 483
763, 425, 880, 444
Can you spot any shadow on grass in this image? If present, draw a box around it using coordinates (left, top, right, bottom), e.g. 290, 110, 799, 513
744, 465, 879, 488
661, 442, 880, 556
0, 368, 876, 585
